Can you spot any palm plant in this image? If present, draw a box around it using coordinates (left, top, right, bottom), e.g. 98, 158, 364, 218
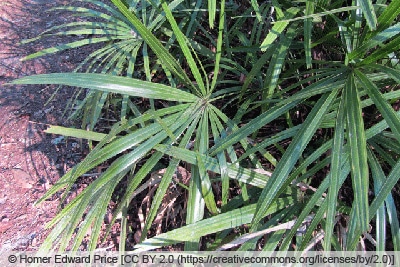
11, 0, 400, 251
22, 0, 203, 131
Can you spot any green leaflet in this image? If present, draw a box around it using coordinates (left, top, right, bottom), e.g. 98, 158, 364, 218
11, 73, 199, 102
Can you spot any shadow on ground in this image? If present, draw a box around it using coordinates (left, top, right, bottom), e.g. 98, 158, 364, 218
0, 0, 89, 250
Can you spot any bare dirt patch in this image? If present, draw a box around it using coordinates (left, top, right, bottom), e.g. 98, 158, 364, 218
0, 0, 89, 251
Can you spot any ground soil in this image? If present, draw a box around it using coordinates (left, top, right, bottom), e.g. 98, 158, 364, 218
0, 0, 91, 251
0, 0, 188, 252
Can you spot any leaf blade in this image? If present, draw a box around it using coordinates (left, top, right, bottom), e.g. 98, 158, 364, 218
11, 73, 199, 102
344, 73, 369, 236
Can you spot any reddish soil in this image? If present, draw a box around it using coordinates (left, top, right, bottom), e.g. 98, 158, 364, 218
0, 0, 89, 251
0, 0, 187, 252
